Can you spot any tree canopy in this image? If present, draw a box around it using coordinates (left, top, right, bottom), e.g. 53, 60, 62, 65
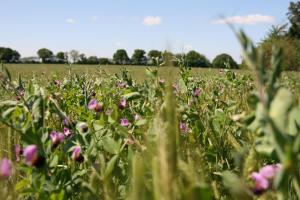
113, 49, 130, 65
0, 47, 20, 63
37, 48, 53, 63
212, 54, 238, 69
185, 50, 211, 67
131, 49, 147, 65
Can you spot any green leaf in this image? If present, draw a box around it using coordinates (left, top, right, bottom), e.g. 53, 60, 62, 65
178, 78, 188, 93
269, 88, 293, 133
104, 155, 119, 179
135, 119, 147, 126
93, 117, 105, 131
32, 97, 43, 123
183, 183, 212, 200
102, 136, 120, 155
288, 107, 300, 136
108, 109, 118, 124
123, 92, 140, 100
15, 179, 30, 191
49, 154, 59, 168
222, 171, 252, 200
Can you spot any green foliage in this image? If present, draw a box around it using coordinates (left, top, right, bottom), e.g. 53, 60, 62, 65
148, 50, 162, 66
0, 31, 299, 199
37, 48, 53, 63
185, 50, 211, 67
258, 37, 300, 71
0, 47, 21, 63
131, 49, 147, 65
288, 1, 300, 38
87, 56, 99, 65
99, 58, 111, 65
56, 52, 67, 64
212, 53, 239, 69
113, 49, 130, 65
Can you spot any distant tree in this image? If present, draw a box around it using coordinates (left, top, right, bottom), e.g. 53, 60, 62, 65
113, 49, 130, 65
78, 53, 87, 64
99, 58, 111, 65
263, 24, 288, 42
287, 1, 300, 38
185, 50, 211, 67
131, 49, 147, 65
0, 47, 20, 63
56, 52, 66, 63
212, 54, 239, 69
147, 50, 162, 65
11, 50, 21, 62
69, 50, 80, 64
37, 48, 53, 63
87, 56, 99, 65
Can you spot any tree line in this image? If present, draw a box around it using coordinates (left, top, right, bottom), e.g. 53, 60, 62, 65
2, 1, 300, 70
0, 47, 239, 69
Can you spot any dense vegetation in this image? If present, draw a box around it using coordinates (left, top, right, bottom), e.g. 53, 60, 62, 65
0, 30, 299, 199
245, 1, 300, 71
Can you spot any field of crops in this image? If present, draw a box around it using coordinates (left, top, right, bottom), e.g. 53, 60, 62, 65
0, 34, 300, 200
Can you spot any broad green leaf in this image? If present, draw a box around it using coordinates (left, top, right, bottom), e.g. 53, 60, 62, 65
270, 88, 293, 133
102, 136, 120, 154
288, 107, 300, 136
123, 92, 140, 100
49, 154, 59, 168
135, 119, 147, 126
104, 155, 119, 179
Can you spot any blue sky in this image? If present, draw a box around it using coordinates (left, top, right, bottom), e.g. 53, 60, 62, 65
0, 0, 291, 62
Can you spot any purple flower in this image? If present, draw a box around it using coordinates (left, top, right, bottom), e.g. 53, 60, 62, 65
88, 99, 98, 110
0, 158, 12, 179
194, 88, 201, 97
120, 118, 130, 127
259, 164, 281, 179
23, 145, 38, 166
251, 172, 269, 194
250, 164, 282, 195
88, 99, 103, 112
72, 146, 84, 162
64, 127, 72, 137
118, 98, 127, 110
15, 145, 23, 162
179, 122, 189, 133
50, 131, 65, 148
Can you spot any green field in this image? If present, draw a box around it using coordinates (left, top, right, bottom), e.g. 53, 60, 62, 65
0, 63, 300, 199
5, 64, 246, 81
4, 64, 300, 96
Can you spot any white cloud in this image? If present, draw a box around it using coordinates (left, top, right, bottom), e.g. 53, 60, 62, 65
91, 16, 99, 21
66, 18, 76, 24
211, 14, 275, 25
143, 16, 162, 26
